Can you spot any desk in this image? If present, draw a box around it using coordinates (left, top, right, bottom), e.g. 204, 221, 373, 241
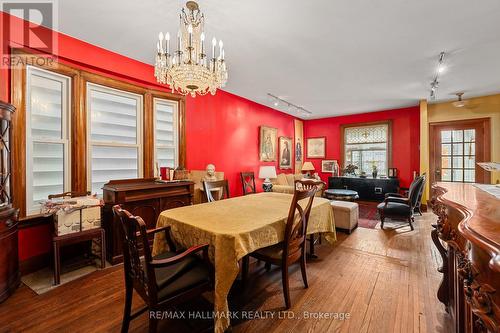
431, 183, 500, 332
152, 192, 336, 333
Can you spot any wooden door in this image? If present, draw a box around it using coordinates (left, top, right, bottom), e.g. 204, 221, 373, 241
429, 118, 491, 185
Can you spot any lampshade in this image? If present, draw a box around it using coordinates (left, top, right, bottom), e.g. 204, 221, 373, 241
258, 166, 277, 179
301, 162, 315, 172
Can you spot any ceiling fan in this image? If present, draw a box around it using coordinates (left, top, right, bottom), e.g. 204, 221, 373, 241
452, 92, 476, 109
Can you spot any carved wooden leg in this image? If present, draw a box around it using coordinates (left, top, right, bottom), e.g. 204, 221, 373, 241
282, 264, 291, 309
121, 280, 133, 333
308, 234, 318, 259
265, 262, 271, 271
380, 212, 385, 229
431, 227, 449, 306
409, 216, 415, 231
241, 255, 249, 288
100, 229, 106, 269
53, 240, 60, 285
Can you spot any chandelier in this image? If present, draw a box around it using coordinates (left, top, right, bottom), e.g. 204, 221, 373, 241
154, 1, 228, 97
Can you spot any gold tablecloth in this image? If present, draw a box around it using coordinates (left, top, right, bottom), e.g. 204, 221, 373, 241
152, 192, 336, 332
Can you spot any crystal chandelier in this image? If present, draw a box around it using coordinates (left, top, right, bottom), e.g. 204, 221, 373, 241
154, 1, 228, 97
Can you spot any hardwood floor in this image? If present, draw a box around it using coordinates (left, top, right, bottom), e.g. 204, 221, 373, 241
0, 212, 451, 333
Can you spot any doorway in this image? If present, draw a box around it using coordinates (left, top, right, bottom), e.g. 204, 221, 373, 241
429, 118, 491, 184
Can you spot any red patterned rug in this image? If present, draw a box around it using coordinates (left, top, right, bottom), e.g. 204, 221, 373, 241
357, 201, 380, 229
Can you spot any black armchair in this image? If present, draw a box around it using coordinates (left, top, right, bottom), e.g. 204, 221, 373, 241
377, 175, 426, 231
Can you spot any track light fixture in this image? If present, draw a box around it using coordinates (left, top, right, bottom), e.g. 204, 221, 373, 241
430, 52, 446, 100
267, 93, 312, 116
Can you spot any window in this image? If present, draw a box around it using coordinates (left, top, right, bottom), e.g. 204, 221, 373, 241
343, 122, 390, 176
154, 98, 179, 168
439, 129, 475, 182
26, 66, 71, 214
87, 83, 143, 196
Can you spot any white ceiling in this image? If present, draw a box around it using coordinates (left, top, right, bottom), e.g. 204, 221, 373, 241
48, 1, 500, 118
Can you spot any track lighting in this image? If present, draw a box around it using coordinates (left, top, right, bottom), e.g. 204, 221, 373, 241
267, 93, 312, 116
429, 52, 446, 100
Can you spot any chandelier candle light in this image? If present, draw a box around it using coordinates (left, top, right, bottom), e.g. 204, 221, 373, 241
154, 1, 228, 97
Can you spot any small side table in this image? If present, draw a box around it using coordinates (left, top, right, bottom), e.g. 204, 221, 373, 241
52, 228, 106, 285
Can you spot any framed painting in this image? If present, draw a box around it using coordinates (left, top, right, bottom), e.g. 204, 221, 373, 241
279, 136, 293, 169
259, 126, 278, 162
306, 137, 326, 158
321, 160, 337, 173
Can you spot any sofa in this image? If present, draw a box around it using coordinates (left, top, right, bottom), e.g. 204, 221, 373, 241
189, 170, 225, 204
272, 173, 325, 196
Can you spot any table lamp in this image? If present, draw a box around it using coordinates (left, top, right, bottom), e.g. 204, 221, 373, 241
301, 161, 315, 178
258, 166, 277, 192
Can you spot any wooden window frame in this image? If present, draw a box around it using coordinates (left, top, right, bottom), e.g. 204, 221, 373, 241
153, 97, 180, 168
340, 120, 393, 172
25, 66, 72, 214
10, 49, 186, 218
86, 82, 144, 195
429, 118, 491, 185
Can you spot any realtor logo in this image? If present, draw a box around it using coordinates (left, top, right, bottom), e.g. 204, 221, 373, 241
1, 0, 58, 67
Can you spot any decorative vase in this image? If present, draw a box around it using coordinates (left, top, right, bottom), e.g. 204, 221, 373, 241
262, 181, 273, 192
372, 170, 378, 178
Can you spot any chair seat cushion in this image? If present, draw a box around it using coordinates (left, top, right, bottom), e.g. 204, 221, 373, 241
254, 243, 284, 260
377, 202, 411, 215
146, 251, 210, 300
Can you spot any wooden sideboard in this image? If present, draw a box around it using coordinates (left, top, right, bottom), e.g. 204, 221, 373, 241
431, 182, 500, 333
102, 178, 194, 264
328, 176, 399, 201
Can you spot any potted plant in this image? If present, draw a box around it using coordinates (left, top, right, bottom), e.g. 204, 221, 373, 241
343, 164, 358, 177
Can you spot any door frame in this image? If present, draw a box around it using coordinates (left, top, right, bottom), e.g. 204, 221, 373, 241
429, 118, 491, 185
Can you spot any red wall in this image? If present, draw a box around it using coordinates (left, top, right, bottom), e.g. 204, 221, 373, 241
2, 13, 420, 262
304, 106, 420, 188
185, 90, 296, 196
1, 12, 295, 260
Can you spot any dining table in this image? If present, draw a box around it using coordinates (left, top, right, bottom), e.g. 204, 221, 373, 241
152, 191, 336, 333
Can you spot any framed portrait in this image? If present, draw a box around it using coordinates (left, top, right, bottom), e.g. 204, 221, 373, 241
306, 137, 326, 158
259, 126, 278, 162
321, 160, 337, 173
279, 136, 293, 169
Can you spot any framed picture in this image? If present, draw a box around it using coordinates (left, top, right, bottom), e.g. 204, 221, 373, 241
306, 137, 326, 158
388, 168, 398, 178
321, 160, 337, 173
279, 136, 293, 169
259, 126, 278, 162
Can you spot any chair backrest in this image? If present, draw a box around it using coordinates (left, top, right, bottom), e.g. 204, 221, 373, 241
240, 172, 256, 195
282, 181, 317, 261
295, 179, 325, 192
112, 205, 157, 302
48, 191, 91, 199
203, 180, 230, 202
408, 176, 425, 209
415, 173, 426, 207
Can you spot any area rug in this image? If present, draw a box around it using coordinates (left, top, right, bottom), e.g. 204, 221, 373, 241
21, 260, 110, 295
357, 201, 380, 229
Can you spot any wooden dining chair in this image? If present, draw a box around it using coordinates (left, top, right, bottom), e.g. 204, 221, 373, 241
240, 172, 256, 195
295, 179, 325, 257
112, 205, 213, 333
242, 180, 317, 309
203, 180, 230, 202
